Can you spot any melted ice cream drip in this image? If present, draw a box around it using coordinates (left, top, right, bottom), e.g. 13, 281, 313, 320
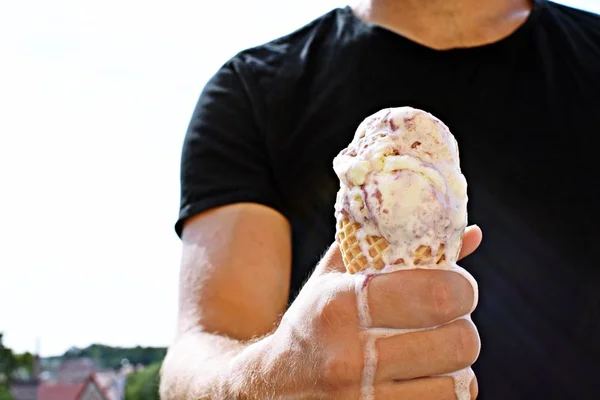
335, 107, 477, 400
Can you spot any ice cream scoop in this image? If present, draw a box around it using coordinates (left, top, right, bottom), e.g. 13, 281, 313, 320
334, 106, 468, 273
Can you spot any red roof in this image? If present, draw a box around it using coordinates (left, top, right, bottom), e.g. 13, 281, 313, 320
57, 358, 98, 383
38, 370, 109, 400
38, 382, 86, 400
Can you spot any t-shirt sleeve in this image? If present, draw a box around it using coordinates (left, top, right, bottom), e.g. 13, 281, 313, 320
175, 57, 283, 237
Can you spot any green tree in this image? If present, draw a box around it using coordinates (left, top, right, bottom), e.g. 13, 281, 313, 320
0, 334, 15, 375
0, 386, 14, 400
14, 353, 34, 375
124, 361, 161, 400
0, 387, 14, 400
0, 334, 15, 399
63, 344, 167, 370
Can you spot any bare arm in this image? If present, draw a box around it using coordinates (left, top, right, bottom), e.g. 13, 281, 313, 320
160, 202, 483, 399
159, 203, 292, 399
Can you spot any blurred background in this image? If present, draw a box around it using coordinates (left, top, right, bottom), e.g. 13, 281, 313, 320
1, 0, 599, 399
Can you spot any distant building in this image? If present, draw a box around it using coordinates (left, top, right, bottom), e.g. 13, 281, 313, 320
91, 371, 126, 400
10, 356, 126, 400
10, 354, 41, 400
118, 362, 135, 377
9, 380, 38, 400
52, 358, 124, 400
38, 375, 107, 400
57, 358, 98, 383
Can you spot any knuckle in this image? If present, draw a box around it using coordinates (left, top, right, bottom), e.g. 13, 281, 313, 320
316, 284, 356, 332
316, 302, 339, 332
431, 279, 458, 320
453, 320, 480, 365
320, 350, 357, 391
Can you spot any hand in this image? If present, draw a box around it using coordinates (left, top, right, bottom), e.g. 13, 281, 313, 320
258, 225, 482, 399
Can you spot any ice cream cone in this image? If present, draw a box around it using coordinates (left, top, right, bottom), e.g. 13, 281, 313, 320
336, 216, 446, 274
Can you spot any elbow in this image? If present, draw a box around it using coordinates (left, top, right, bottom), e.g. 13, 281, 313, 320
158, 343, 199, 400
157, 337, 216, 400
158, 350, 179, 400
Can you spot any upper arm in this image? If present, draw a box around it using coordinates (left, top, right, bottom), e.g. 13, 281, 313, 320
174, 57, 291, 340
178, 203, 291, 341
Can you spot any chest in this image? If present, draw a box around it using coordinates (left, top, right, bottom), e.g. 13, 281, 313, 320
273, 59, 598, 200
268, 48, 599, 270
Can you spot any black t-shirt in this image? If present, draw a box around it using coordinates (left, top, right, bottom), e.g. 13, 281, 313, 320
176, 0, 600, 398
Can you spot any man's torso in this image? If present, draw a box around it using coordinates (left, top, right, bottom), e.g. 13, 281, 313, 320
219, 1, 600, 397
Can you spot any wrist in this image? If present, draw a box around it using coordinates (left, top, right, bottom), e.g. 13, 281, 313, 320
229, 324, 320, 399
226, 334, 275, 399
160, 331, 248, 400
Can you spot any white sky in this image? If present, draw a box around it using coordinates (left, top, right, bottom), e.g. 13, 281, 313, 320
1, 0, 599, 357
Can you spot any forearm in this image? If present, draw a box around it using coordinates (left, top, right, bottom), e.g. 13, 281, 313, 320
159, 330, 274, 400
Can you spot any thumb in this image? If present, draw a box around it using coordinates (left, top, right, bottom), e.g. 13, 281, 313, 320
458, 225, 483, 260
314, 241, 348, 275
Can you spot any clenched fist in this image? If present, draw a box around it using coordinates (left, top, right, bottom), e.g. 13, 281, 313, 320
232, 225, 482, 399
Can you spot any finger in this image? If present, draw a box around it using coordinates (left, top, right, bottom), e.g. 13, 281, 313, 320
374, 376, 462, 400
458, 225, 483, 260
375, 372, 478, 399
368, 269, 475, 329
376, 318, 480, 381
471, 374, 479, 398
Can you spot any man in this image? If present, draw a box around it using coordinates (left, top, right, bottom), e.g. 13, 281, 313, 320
160, 0, 600, 398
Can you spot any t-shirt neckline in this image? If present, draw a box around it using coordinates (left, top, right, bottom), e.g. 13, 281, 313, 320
341, 0, 545, 56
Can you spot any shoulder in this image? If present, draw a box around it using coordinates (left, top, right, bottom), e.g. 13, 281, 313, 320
546, 1, 600, 23
542, 1, 600, 41
532, 1, 600, 72
204, 6, 368, 138
223, 7, 366, 86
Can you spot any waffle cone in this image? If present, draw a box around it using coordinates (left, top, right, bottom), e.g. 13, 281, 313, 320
336, 216, 446, 274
